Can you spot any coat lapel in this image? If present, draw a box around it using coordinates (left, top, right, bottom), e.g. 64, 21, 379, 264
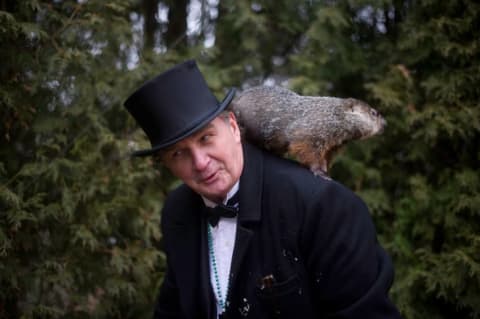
229, 143, 264, 294
167, 193, 214, 319
199, 211, 216, 319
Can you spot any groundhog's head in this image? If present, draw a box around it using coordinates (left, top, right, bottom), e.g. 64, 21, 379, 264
343, 98, 386, 139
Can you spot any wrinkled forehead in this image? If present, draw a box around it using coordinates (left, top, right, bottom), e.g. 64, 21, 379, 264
153, 118, 226, 161
154, 112, 233, 157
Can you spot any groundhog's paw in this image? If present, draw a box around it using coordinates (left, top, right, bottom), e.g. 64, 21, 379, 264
310, 166, 332, 181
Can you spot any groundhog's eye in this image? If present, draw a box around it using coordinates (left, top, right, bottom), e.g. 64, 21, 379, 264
370, 109, 378, 116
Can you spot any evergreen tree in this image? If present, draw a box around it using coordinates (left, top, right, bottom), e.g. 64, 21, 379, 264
0, 1, 175, 318
2, 0, 479, 318
289, 1, 480, 318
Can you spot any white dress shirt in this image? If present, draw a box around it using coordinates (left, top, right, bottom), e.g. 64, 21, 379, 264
202, 182, 239, 317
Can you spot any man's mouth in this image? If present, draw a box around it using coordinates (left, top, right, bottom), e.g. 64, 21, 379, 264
202, 171, 218, 184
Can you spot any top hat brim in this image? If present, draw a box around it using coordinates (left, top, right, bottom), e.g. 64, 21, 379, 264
131, 88, 236, 157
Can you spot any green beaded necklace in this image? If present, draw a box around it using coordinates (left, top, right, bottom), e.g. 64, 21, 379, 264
207, 224, 229, 313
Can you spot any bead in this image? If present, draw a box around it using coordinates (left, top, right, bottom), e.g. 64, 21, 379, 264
208, 224, 231, 313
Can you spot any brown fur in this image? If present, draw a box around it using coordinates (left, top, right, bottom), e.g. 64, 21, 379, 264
230, 85, 386, 176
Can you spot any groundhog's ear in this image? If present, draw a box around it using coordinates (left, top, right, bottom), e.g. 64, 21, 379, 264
345, 98, 355, 111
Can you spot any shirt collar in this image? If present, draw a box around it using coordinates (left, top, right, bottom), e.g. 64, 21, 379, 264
202, 181, 240, 208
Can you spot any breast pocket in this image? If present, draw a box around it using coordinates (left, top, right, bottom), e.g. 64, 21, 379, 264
256, 273, 314, 318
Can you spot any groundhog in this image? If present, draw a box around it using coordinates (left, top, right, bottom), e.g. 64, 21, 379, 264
230, 85, 386, 176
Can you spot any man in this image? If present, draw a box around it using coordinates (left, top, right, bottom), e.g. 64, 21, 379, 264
124, 60, 402, 319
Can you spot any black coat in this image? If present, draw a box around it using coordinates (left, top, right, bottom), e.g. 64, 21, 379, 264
154, 143, 402, 319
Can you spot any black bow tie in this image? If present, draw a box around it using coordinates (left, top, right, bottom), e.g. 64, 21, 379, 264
205, 192, 239, 227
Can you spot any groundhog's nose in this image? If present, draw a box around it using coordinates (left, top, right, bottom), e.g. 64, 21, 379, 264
378, 118, 387, 133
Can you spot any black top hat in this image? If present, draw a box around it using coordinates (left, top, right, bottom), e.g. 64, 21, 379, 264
124, 60, 235, 157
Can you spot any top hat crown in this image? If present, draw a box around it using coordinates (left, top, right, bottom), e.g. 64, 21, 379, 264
124, 60, 235, 156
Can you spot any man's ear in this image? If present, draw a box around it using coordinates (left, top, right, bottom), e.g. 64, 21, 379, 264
227, 111, 241, 142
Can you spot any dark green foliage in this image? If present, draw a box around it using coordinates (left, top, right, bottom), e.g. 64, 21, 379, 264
289, 1, 480, 318
1, 0, 479, 318
0, 1, 173, 318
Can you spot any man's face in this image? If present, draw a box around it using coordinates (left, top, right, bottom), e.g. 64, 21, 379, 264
159, 112, 244, 203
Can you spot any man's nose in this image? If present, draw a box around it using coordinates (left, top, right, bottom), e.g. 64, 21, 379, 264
191, 148, 209, 171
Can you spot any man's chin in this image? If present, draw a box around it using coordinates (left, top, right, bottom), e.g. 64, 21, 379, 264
199, 186, 229, 203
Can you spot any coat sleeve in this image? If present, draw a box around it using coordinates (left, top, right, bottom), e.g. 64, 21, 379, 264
300, 181, 402, 319
153, 194, 185, 319
153, 255, 185, 319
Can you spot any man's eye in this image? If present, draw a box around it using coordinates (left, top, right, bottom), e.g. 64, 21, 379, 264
171, 150, 183, 158
201, 134, 211, 142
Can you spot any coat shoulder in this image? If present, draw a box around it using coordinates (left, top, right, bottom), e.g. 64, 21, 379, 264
261, 150, 363, 207
161, 183, 202, 226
